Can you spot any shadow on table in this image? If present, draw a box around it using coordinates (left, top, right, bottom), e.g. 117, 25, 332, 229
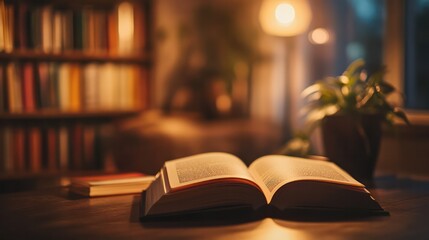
132, 195, 262, 228
132, 194, 389, 228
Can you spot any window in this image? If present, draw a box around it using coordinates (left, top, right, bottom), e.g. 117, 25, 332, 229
405, 0, 429, 110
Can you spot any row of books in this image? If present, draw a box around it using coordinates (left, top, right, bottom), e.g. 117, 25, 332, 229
0, 0, 145, 55
0, 62, 148, 113
0, 124, 108, 174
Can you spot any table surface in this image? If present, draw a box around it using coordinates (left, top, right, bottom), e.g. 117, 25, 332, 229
1, 176, 429, 240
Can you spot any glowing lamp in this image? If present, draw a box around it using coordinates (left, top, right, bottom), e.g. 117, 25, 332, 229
309, 28, 330, 45
259, 0, 312, 37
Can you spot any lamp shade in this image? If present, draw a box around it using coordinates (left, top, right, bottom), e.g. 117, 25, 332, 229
259, 0, 312, 37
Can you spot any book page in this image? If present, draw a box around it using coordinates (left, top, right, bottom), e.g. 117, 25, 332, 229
248, 155, 364, 202
165, 152, 258, 190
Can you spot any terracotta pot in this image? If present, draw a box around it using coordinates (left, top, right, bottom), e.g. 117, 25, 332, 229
321, 114, 383, 181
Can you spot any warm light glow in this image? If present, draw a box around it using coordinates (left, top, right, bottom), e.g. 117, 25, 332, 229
275, 3, 295, 25
216, 94, 232, 113
309, 28, 330, 45
118, 2, 134, 54
259, 0, 312, 37
250, 219, 311, 239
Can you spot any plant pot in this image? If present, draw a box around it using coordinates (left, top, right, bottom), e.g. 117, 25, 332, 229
321, 114, 383, 181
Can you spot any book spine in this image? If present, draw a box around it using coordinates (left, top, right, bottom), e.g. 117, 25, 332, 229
0, 64, 5, 112
69, 64, 81, 111
0, 0, 5, 52
48, 63, 59, 109
83, 125, 96, 169
58, 126, 69, 171
6, 63, 23, 113
0, 127, 4, 173
52, 10, 61, 53
73, 10, 83, 50
133, 2, 145, 54
3, 127, 13, 173
71, 124, 83, 170
4, 3, 14, 53
0, 2, 148, 175
58, 63, 70, 110
22, 62, 36, 112
117, 2, 134, 55
61, 10, 73, 51
46, 126, 58, 171
3, 2, 144, 54
83, 63, 98, 110
31, 7, 42, 51
41, 6, 52, 53
13, 127, 25, 172
107, 8, 118, 55
28, 127, 42, 172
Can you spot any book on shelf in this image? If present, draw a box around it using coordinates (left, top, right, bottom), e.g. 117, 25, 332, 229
1, 0, 145, 55
0, 65, 5, 112
0, 1, 13, 53
28, 127, 42, 172
141, 152, 386, 219
6, 63, 22, 112
0, 61, 147, 113
45, 126, 57, 170
69, 172, 155, 197
0, 124, 107, 174
22, 62, 36, 112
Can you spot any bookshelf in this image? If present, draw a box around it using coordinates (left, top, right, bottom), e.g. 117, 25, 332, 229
0, 0, 152, 175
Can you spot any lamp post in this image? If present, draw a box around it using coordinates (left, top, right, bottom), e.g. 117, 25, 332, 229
259, 0, 312, 141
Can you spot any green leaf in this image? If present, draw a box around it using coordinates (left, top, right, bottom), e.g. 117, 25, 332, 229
285, 59, 409, 157
301, 83, 323, 99
367, 69, 386, 86
377, 81, 395, 95
343, 59, 365, 79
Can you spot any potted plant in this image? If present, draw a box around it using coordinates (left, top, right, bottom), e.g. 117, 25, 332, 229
280, 59, 409, 181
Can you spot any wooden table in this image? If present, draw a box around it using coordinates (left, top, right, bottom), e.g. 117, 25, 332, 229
1, 175, 428, 240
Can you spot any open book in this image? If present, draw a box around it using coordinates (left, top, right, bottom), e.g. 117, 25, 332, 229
141, 152, 384, 218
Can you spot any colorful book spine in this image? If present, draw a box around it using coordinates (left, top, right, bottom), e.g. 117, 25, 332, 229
22, 63, 36, 112
0, 65, 5, 112
0, 1, 149, 176
28, 127, 42, 172
0, 124, 107, 174
2, 62, 145, 112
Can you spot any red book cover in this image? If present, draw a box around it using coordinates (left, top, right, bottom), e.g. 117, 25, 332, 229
46, 127, 57, 171
107, 8, 118, 55
22, 63, 36, 112
58, 126, 69, 170
13, 127, 25, 172
28, 127, 42, 172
